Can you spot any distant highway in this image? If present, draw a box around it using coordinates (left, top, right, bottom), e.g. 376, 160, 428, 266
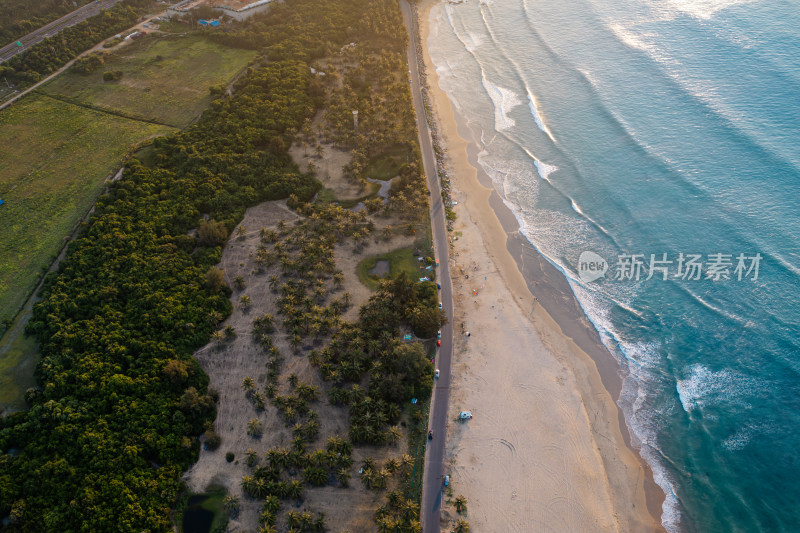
0, 0, 123, 64
399, 1, 456, 532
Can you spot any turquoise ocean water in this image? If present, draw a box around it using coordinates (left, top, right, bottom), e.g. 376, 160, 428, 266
426, 0, 800, 531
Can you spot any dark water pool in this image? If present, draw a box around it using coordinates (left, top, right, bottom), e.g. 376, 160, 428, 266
182, 495, 214, 533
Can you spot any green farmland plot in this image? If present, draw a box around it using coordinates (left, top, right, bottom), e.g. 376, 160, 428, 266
0, 95, 176, 330
42, 34, 258, 127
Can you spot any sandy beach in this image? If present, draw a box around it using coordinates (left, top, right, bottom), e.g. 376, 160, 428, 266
416, 1, 663, 531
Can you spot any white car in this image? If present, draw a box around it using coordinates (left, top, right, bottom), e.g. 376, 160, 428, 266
438, 302, 443, 309
434, 369, 440, 379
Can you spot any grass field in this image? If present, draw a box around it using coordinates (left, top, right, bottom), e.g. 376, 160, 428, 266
0, 95, 176, 330
0, 34, 253, 409
365, 144, 412, 180
41, 34, 257, 127
357, 246, 434, 290
0, 312, 39, 414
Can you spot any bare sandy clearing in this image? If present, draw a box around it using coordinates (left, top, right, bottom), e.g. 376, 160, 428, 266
184, 200, 417, 532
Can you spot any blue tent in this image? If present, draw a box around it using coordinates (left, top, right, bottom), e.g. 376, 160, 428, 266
0, 199, 4, 206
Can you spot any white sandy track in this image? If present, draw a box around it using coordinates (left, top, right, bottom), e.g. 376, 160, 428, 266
444, 227, 620, 532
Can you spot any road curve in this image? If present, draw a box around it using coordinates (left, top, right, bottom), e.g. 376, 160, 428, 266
0, 0, 123, 64
400, 1, 455, 531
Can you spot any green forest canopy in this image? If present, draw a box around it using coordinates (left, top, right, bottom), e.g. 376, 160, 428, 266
0, 0, 432, 531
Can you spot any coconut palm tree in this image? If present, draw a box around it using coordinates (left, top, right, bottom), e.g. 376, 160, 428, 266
336, 468, 351, 488
241, 475, 255, 495
399, 454, 414, 476
246, 448, 258, 467
384, 457, 400, 474
252, 477, 269, 498
222, 495, 240, 515
263, 494, 280, 515
454, 519, 471, 533
286, 480, 304, 500
289, 334, 302, 352
455, 495, 467, 514
247, 418, 262, 438
386, 426, 402, 446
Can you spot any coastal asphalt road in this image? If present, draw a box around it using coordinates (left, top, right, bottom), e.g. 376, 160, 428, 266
0, 0, 123, 64
401, 1, 455, 531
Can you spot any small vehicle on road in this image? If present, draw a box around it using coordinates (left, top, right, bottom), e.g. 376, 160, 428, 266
434, 369, 440, 379
436, 339, 441, 347
428, 430, 433, 441
437, 330, 441, 338
438, 302, 443, 309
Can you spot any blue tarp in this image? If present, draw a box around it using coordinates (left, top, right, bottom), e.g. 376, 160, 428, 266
0, 199, 4, 206
198, 19, 220, 26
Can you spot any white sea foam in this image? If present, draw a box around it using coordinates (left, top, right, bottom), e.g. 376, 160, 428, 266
527, 92, 556, 142
676, 363, 757, 413
662, 0, 754, 20
480, 76, 521, 132
476, 150, 540, 206
722, 421, 777, 451
533, 160, 557, 183
723, 425, 753, 451
463, 32, 484, 52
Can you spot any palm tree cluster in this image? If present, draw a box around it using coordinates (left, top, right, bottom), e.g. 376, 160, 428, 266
307, 273, 443, 445
286, 509, 326, 532
374, 490, 422, 533
319, 46, 430, 224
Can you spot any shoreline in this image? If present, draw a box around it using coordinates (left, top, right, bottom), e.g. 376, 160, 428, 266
416, 0, 665, 530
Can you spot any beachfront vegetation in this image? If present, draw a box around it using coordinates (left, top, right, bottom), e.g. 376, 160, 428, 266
455, 495, 467, 514
0, 0, 440, 530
